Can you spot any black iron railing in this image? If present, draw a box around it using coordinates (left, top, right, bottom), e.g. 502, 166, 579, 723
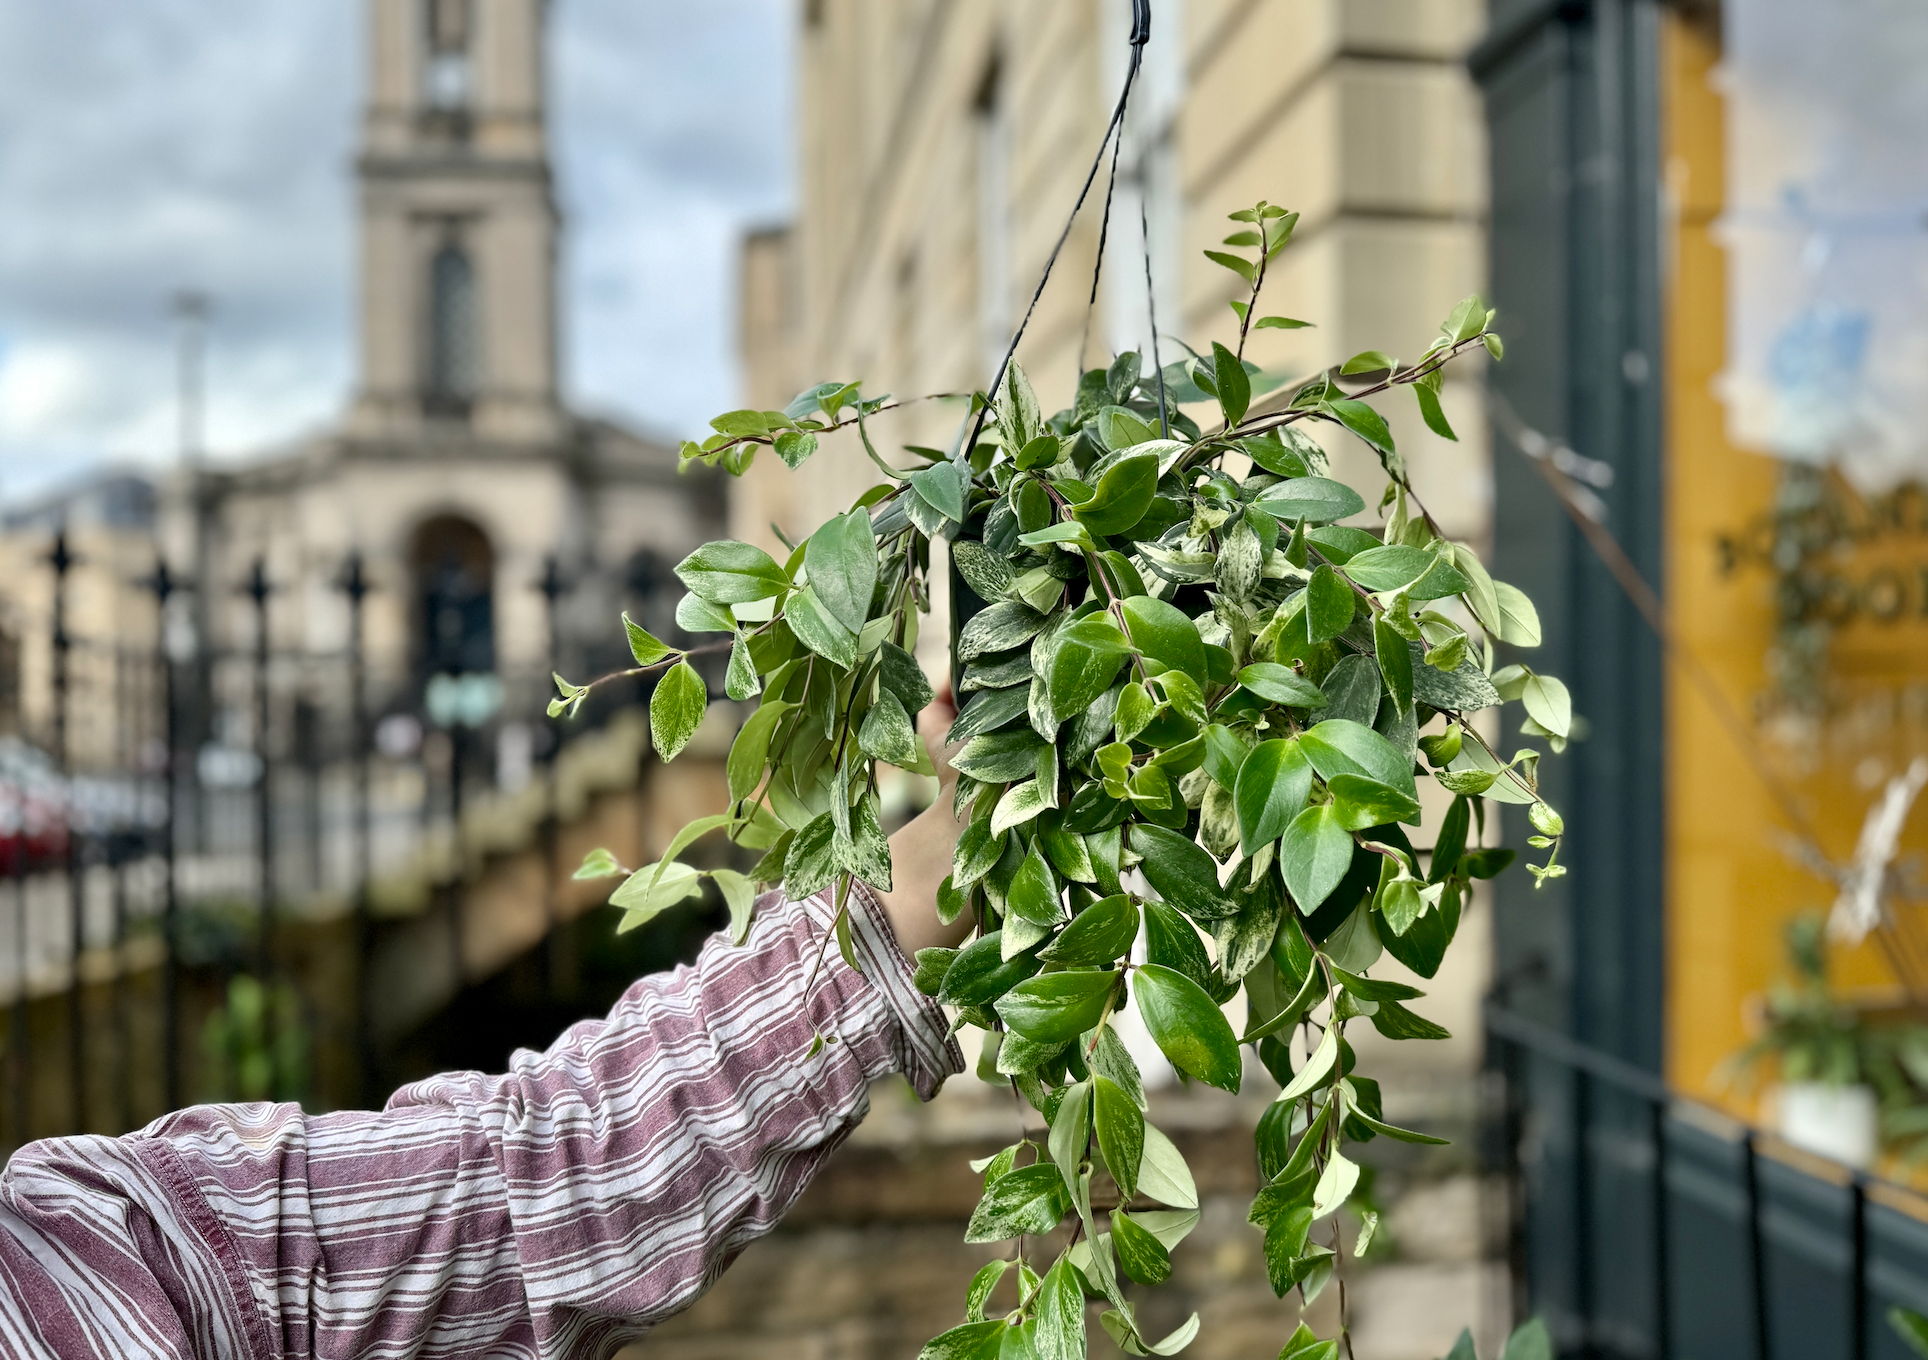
1487, 1004, 1928, 1359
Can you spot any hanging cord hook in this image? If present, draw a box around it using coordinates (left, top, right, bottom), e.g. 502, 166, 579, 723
960, 1, 1152, 463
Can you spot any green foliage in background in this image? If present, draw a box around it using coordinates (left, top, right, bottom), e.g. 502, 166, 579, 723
560, 203, 1566, 1359
199, 973, 308, 1105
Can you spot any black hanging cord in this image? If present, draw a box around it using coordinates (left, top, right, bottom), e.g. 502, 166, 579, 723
1141, 183, 1169, 437
962, 0, 1152, 461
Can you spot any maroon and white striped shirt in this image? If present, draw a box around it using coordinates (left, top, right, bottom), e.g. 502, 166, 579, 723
0, 886, 962, 1358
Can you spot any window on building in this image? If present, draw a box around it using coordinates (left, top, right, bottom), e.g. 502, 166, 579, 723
0, 627, 19, 734
975, 58, 1012, 383
426, 242, 480, 413
411, 515, 495, 681
423, 0, 473, 111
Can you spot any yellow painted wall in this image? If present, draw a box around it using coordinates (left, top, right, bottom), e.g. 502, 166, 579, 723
1664, 16, 1928, 1108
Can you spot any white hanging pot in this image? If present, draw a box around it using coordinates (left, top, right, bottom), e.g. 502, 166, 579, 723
1775, 1081, 1879, 1169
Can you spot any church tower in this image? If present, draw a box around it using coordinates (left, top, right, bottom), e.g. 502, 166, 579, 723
350, 0, 562, 443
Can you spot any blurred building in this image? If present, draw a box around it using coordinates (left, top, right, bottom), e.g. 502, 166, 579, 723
0, 0, 732, 1135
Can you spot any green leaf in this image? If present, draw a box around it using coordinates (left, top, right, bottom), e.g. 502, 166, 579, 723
1073, 452, 1159, 536
1006, 847, 1062, 927
712, 868, 757, 943
782, 812, 839, 900
1325, 398, 1394, 455
773, 428, 818, 468
784, 586, 858, 668
1280, 804, 1352, 913
958, 601, 1049, 662
1203, 248, 1256, 282
1111, 1210, 1172, 1285
1040, 894, 1138, 965
1414, 383, 1457, 440
1311, 1151, 1359, 1219
674, 540, 790, 604
1143, 898, 1213, 990
1139, 1314, 1202, 1357
1202, 723, 1250, 790
949, 685, 1032, 743
1893, 1310, 1928, 1360
804, 509, 878, 634
710, 408, 779, 437
1048, 617, 1132, 720
840, 789, 894, 891
1253, 476, 1366, 525
1132, 964, 1242, 1092
650, 661, 708, 762
1326, 774, 1421, 830
1443, 295, 1485, 342
1136, 1121, 1198, 1209
1502, 1319, 1553, 1360
995, 970, 1119, 1043
1341, 545, 1433, 591
1300, 718, 1418, 801
1277, 1322, 1336, 1360
995, 361, 1044, 457
913, 946, 959, 996
676, 592, 736, 634
991, 779, 1051, 836
622, 612, 674, 665
1096, 404, 1158, 452
1130, 824, 1240, 921
726, 699, 795, 801
1094, 1076, 1145, 1200
1254, 315, 1312, 330
965, 1163, 1071, 1242
1032, 1254, 1086, 1360
920, 1322, 1009, 1360
1211, 341, 1252, 427
1234, 738, 1313, 855
1304, 565, 1354, 644
1237, 663, 1327, 709
1017, 527, 1092, 563
1278, 1021, 1339, 1102
611, 860, 704, 932
724, 635, 760, 701
1015, 434, 1063, 470
908, 461, 966, 523
1339, 350, 1395, 376
1521, 672, 1573, 738
964, 1261, 1010, 1322
1369, 997, 1451, 1040
1121, 596, 1207, 684
1494, 580, 1542, 646
953, 540, 1014, 602
1374, 615, 1413, 715
574, 846, 622, 880
1047, 1080, 1091, 1194
877, 642, 934, 716
939, 932, 1045, 1006
954, 728, 1047, 783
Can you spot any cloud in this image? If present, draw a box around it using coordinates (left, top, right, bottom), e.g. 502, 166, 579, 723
0, 0, 793, 500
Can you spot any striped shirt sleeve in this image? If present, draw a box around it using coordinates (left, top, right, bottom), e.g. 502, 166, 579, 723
0, 886, 962, 1360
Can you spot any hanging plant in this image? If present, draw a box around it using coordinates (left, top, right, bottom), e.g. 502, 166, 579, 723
555, 10, 1566, 1353
556, 213, 1562, 1357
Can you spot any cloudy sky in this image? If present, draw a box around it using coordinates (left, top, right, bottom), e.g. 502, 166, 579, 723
0, 0, 793, 505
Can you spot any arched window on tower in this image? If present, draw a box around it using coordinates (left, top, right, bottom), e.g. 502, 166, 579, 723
423, 0, 473, 113
426, 243, 480, 415
411, 515, 495, 683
